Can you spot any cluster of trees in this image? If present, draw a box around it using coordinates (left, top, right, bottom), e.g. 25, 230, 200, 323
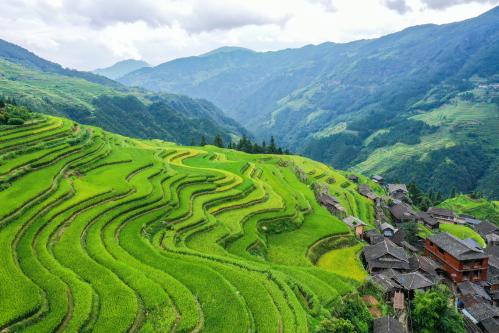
317, 283, 465, 333
407, 182, 445, 211
317, 291, 372, 333
195, 134, 290, 155
0, 98, 31, 125
410, 285, 465, 333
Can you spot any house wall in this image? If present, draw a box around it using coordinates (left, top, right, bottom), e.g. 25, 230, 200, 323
425, 239, 488, 283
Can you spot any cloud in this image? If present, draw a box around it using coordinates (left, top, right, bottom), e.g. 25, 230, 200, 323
383, 0, 412, 14
421, 0, 499, 10
0, 0, 497, 70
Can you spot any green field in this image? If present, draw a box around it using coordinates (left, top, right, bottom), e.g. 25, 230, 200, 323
0, 110, 376, 332
439, 224, 486, 248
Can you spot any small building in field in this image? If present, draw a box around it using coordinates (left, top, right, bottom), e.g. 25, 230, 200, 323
358, 184, 378, 200
427, 207, 456, 224
363, 239, 410, 273
373, 316, 406, 333
348, 174, 359, 183
372, 175, 385, 185
343, 216, 366, 237
425, 232, 489, 283
387, 184, 408, 200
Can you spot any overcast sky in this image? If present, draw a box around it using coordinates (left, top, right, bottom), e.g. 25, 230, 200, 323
1, 0, 497, 70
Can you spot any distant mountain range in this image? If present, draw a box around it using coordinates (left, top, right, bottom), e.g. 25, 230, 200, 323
93, 59, 150, 80
120, 7, 499, 198
0, 39, 247, 145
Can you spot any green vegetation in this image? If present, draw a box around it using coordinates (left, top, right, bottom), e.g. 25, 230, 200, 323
438, 194, 499, 224
411, 285, 465, 333
0, 108, 375, 332
439, 224, 486, 248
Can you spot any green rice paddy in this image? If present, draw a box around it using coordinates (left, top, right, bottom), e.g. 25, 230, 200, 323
0, 113, 376, 332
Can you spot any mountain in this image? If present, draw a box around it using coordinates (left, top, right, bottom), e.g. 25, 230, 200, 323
0, 39, 248, 145
93, 59, 150, 80
120, 7, 499, 198
0, 106, 376, 331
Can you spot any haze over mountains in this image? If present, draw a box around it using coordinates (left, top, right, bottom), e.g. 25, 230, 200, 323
0, 39, 247, 145
120, 6, 499, 198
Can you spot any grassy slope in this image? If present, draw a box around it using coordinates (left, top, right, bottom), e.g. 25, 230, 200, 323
438, 194, 499, 224
0, 111, 377, 332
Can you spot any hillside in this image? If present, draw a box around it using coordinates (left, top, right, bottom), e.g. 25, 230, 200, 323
438, 195, 499, 224
0, 106, 380, 332
120, 7, 499, 198
0, 40, 247, 145
93, 59, 150, 80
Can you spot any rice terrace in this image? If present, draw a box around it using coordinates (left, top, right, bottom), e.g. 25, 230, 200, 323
2, 2, 499, 332
0, 108, 376, 332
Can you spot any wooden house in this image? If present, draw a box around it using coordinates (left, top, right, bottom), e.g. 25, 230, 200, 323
427, 207, 456, 224
363, 239, 410, 273
343, 216, 366, 237
387, 184, 408, 200
425, 233, 489, 283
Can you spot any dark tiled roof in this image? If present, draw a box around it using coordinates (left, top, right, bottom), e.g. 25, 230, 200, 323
372, 175, 384, 181
373, 316, 405, 333
409, 255, 439, 276
428, 207, 455, 218
475, 222, 498, 237
485, 245, 499, 258
387, 184, 408, 194
458, 281, 491, 301
428, 232, 487, 260
390, 204, 416, 221
363, 239, 410, 270
481, 318, 499, 333
417, 212, 439, 226
465, 302, 499, 322
372, 274, 401, 292
394, 272, 434, 290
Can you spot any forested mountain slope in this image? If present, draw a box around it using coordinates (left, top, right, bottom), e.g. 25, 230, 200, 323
0, 40, 247, 145
120, 7, 499, 198
0, 106, 379, 332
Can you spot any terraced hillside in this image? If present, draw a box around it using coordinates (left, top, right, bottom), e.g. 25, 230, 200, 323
0, 108, 379, 332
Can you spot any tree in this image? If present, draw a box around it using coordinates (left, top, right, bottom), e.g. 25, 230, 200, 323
411, 284, 465, 333
213, 134, 224, 148
190, 138, 196, 146
269, 136, 277, 153
332, 293, 372, 333
317, 318, 355, 333
200, 135, 207, 146
400, 222, 419, 245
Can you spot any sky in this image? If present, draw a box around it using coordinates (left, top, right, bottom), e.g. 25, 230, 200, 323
1, 0, 498, 70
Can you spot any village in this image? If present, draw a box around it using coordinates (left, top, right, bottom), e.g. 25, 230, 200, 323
315, 174, 499, 333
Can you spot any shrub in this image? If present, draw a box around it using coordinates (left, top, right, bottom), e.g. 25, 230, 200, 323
7, 117, 24, 125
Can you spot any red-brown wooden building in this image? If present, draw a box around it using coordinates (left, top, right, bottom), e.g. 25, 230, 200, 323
425, 233, 489, 283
